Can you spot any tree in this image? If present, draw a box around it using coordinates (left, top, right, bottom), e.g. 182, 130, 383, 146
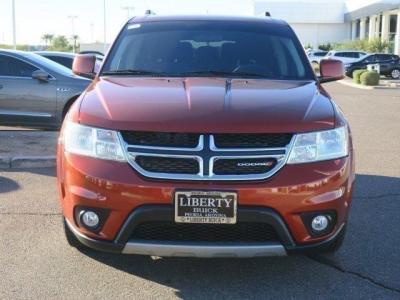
48, 35, 72, 52
41, 33, 54, 48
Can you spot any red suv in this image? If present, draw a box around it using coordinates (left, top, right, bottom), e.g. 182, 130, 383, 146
58, 15, 354, 257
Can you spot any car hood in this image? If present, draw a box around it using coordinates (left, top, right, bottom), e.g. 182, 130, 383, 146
78, 77, 335, 133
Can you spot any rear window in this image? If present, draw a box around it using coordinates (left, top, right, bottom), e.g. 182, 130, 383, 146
102, 20, 314, 80
45, 56, 73, 69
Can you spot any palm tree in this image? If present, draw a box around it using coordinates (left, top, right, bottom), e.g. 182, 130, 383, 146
41, 33, 54, 49
72, 35, 79, 53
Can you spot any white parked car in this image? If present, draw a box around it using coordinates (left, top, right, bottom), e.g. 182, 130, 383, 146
324, 50, 367, 64
307, 50, 328, 65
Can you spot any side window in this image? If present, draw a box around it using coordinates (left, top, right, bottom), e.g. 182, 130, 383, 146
15, 59, 39, 77
376, 54, 389, 62
47, 56, 73, 69
363, 55, 375, 63
0, 55, 38, 77
335, 52, 347, 58
0, 55, 14, 76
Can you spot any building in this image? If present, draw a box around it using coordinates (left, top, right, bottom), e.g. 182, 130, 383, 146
346, 0, 400, 54
254, 0, 400, 55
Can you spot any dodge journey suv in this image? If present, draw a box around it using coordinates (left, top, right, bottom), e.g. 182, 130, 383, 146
58, 15, 354, 257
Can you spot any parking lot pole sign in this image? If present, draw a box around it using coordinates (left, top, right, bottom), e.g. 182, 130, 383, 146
12, 0, 16, 49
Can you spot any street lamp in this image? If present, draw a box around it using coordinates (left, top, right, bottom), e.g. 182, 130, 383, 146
68, 15, 78, 53
103, 0, 107, 53
12, 0, 16, 49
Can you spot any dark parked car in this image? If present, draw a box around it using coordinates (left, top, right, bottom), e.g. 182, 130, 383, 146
37, 51, 103, 73
79, 51, 104, 61
35, 51, 76, 69
0, 50, 90, 128
344, 53, 400, 79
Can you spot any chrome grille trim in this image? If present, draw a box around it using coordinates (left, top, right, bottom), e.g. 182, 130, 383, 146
119, 133, 295, 181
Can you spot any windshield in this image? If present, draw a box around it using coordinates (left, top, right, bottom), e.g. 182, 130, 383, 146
102, 20, 314, 80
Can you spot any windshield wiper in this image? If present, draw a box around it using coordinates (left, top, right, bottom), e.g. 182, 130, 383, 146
178, 70, 267, 78
101, 69, 166, 76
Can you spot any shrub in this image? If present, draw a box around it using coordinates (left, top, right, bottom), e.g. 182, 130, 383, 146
318, 43, 333, 51
333, 38, 389, 53
353, 69, 367, 83
360, 71, 380, 86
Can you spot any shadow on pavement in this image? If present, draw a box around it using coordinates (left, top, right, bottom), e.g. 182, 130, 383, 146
79, 173, 400, 297
1, 167, 56, 178
0, 176, 20, 194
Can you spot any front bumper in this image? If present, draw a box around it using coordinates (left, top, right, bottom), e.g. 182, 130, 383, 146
66, 205, 346, 257
58, 143, 355, 256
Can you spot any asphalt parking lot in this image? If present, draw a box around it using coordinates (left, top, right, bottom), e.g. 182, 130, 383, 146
0, 82, 399, 299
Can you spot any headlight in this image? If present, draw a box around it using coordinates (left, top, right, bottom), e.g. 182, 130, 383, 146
344, 64, 351, 68
288, 127, 348, 164
63, 122, 126, 161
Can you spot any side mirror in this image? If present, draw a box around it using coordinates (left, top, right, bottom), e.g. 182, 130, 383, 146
32, 70, 50, 82
318, 59, 345, 83
72, 54, 97, 79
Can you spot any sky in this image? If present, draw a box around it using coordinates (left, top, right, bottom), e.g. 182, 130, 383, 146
0, 0, 254, 45
0, 0, 374, 45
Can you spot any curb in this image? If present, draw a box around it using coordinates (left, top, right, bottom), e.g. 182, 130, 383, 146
338, 79, 399, 90
0, 156, 56, 169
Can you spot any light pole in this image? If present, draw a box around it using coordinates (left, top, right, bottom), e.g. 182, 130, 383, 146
12, 0, 16, 49
103, 0, 107, 53
68, 15, 78, 52
122, 6, 134, 19
90, 23, 94, 43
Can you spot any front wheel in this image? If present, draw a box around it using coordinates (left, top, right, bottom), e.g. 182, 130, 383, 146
390, 68, 400, 79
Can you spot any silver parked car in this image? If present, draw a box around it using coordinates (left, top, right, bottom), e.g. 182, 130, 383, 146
0, 50, 90, 128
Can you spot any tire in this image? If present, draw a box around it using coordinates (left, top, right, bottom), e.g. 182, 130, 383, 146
61, 97, 79, 122
63, 217, 86, 249
390, 68, 400, 79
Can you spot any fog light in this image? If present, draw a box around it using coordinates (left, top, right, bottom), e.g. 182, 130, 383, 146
81, 211, 99, 228
311, 215, 329, 232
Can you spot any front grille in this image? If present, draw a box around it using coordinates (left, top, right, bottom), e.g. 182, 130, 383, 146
130, 221, 280, 242
213, 133, 293, 148
213, 158, 277, 175
121, 131, 200, 148
135, 156, 199, 174
124, 133, 291, 180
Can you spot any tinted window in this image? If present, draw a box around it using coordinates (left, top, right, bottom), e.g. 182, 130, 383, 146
103, 21, 314, 80
335, 52, 348, 57
314, 52, 327, 57
0, 55, 39, 77
45, 56, 73, 69
376, 54, 391, 62
363, 55, 375, 63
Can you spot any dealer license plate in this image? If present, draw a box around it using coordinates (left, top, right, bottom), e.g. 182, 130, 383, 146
174, 190, 237, 224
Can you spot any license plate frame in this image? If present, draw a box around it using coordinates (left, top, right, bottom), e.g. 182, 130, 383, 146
174, 190, 237, 224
